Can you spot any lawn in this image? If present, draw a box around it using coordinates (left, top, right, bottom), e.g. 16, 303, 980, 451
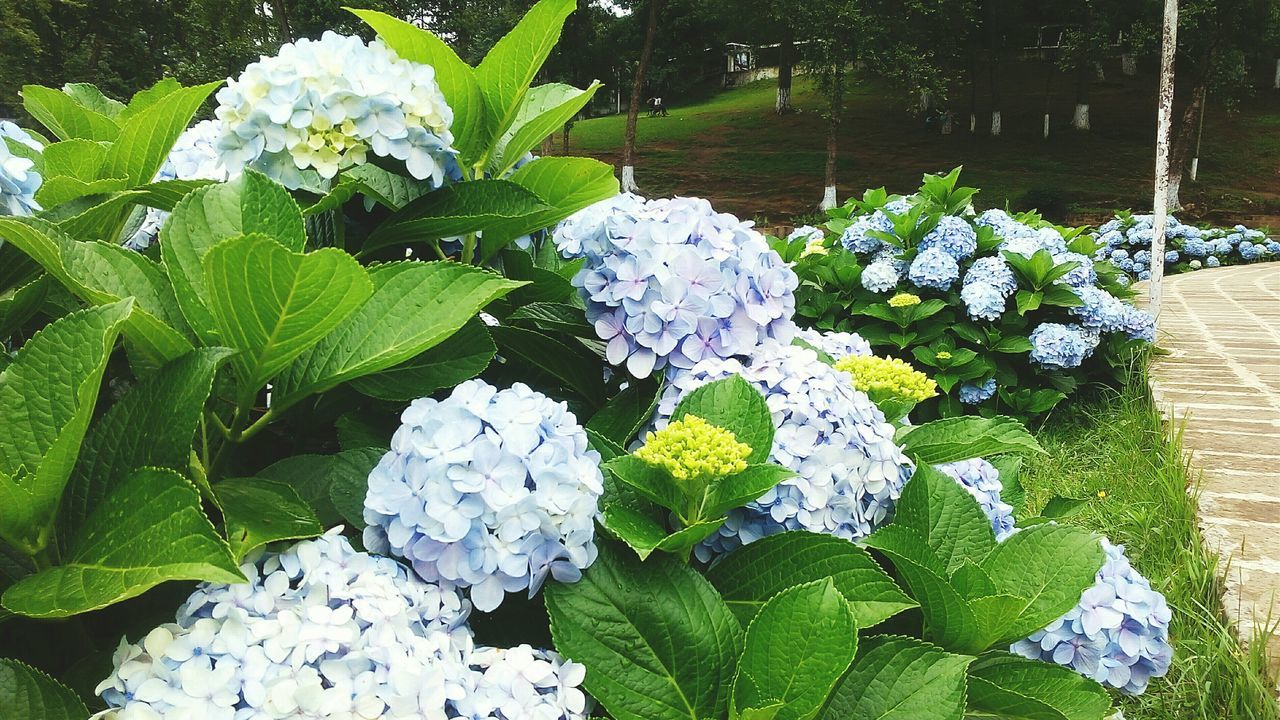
565, 74, 1280, 230
1022, 365, 1279, 719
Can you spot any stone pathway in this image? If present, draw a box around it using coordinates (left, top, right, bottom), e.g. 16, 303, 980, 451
1147, 264, 1280, 678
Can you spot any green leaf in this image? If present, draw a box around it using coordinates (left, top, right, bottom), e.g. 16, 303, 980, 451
214, 478, 324, 560
601, 504, 723, 560
490, 81, 601, 174
1040, 284, 1084, 309
893, 465, 997, 573
508, 302, 595, 337
819, 635, 972, 720
603, 455, 686, 517
966, 653, 1112, 720
204, 234, 373, 396
60, 348, 231, 543
161, 171, 309, 341
0, 276, 51, 339
1015, 290, 1043, 315
734, 579, 856, 720
489, 325, 606, 401
474, 0, 576, 161
258, 448, 385, 527
897, 416, 1043, 465
2, 467, 243, 618
479, 157, 620, 261
35, 176, 130, 208
61, 83, 126, 118
990, 455, 1025, 517
0, 301, 132, 555
1038, 495, 1090, 519
349, 317, 495, 401
364, 180, 550, 253
707, 531, 916, 629
310, 163, 432, 214
22, 84, 119, 141
350, 8, 487, 165
0, 658, 89, 720
274, 261, 523, 410
119, 78, 183, 122
100, 81, 222, 187
671, 376, 774, 463
704, 464, 794, 519
130, 178, 219, 212
587, 377, 663, 447
38, 138, 110, 181
978, 525, 1104, 642
545, 541, 743, 720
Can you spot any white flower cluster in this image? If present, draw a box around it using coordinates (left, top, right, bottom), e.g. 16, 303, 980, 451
363, 380, 604, 612
126, 120, 230, 251
654, 341, 914, 560
794, 326, 871, 359
0, 120, 43, 216
97, 531, 590, 720
214, 32, 454, 189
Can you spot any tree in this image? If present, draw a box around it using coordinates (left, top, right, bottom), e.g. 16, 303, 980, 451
620, 0, 661, 193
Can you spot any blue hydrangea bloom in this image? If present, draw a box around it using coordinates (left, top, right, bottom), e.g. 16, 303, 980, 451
961, 282, 1006, 321
1164, 250, 1179, 264
840, 211, 894, 254
655, 342, 914, 560
1138, 270, 1150, 281
1205, 255, 1221, 268
918, 215, 977, 260
787, 225, 825, 244
1053, 252, 1096, 288
1119, 306, 1156, 342
0, 121, 42, 216
936, 458, 1016, 540
363, 380, 604, 612
861, 260, 900, 293
963, 256, 1017, 297
1029, 322, 1092, 369
1133, 250, 1150, 265
555, 194, 797, 378
1181, 238, 1209, 257
959, 378, 998, 405
126, 120, 231, 251
1071, 286, 1127, 332
1012, 538, 1173, 695
795, 327, 872, 359
873, 246, 909, 274
1266, 241, 1280, 255
1239, 241, 1264, 261
908, 247, 960, 291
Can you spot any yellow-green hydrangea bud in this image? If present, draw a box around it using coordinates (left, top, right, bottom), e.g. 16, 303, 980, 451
833, 355, 939, 403
635, 415, 751, 482
800, 237, 829, 257
935, 350, 952, 361
888, 292, 922, 308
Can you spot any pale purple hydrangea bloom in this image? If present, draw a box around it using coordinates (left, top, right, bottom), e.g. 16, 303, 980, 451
1012, 538, 1173, 695
456, 645, 591, 720
935, 458, 1016, 540
363, 380, 604, 612
0, 121, 42, 216
653, 342, 914, 561
554, 194, 798, 378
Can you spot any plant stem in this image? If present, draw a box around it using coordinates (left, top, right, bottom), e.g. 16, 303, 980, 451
462, 232, 477, 265
236, 408, 277, 443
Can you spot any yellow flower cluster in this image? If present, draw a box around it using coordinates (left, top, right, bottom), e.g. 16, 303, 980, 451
800, 236, 829, 257
888, 293, 922, 307
635, 415, 751, 481
834, 355, 939, 403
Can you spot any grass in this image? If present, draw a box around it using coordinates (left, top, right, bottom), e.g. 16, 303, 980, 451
565, 72, 1280, 229
1022, 365, 1279, 719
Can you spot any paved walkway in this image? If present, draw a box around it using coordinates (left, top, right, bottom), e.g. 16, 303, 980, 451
1147, 264, 1280, 677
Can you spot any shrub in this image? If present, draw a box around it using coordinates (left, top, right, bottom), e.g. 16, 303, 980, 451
1091, 211, 1277, 282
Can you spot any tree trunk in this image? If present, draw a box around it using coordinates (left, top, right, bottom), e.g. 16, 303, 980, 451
562, 121, 572, 154
272, 0, 292, 44
820, 66, 843, 210
1274, 58, 1279, 89
1072, 65, 1091, 130
989, 54, 1002, 136
621, 0, 662, 193
777, 28, 794, 114
1121, 53, 1136, 76
1168, 82, 1206, 210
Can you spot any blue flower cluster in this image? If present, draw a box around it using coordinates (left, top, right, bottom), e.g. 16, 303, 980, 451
655, 341, 914, 560
0, 121, 43, 216
1093, 213, 1275, 281
554, 194, 798, 378
1028, 322, 1096, 370
96, 531, 590, 719
935, 458, 1016, 540
214, 32, 455, 189
908, 247, 960, 290
919, 215, 978, 260
794, 326, 871, 359
126, 120, 231, 251
839, 197, 912, 255
958, 378, 998, 404
1013, 538, 1173, 695
363, 380, 604, 612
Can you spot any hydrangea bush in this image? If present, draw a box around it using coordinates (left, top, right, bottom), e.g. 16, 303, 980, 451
1091, 211, 1277, 282
779, 168, 1154, 419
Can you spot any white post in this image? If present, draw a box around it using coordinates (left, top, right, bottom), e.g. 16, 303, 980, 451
1150, 0, 1178, 323
1043, 113, 1050, 139
1274, 58, 1279, 89
991, 110, 1002, 136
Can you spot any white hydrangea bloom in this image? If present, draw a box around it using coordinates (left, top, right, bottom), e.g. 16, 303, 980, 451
456, 645, 591, 719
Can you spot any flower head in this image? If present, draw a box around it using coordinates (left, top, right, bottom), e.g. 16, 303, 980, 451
635, 414, 751, 482
126, 120, 231, 251
888, 292, 921, 308
861, 260, 900, 293
363, 380, 604, 611
0, 121, 42, 216
936, 458, 1016, 539
959, 378, 998, 404
793, 328, 871, 359
918, 215, 977, 260
963, 255, 1018, 297
1029, 322, 1092, 370
455, 645, 591, 719
907, 247, 960, 291
833, 355, 938, 404
960, 282, 1006, 321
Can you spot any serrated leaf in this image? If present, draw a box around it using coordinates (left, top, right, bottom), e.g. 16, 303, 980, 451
35, 176, 130, 208
100, 81, 221, 187
966, 653, 1112, 720
545, 541, 742, 720
490, 81, 601, 174
349, 317, 494, 401
204, 234, 372, 397
707, 531, 916, 629
600, 503, 721, 560
818, 635, 972, 720
489, 325, 606, 401
587, 377, 663, 447
2, 467, 243, 618
214, 478, 323, 560
978, 525, 1104, 642
733, 579, 856, 720
897, 416, 1043, 465
990, 455, 1026, 517
604, 455, 686, 517
62, 83, 126, 119
894, 465, 997, 573
274, 261, 523, 410
22, 85, 119, 141
507, 301, 595, 337
479, 157, 619, 261
672, 375, 774, 463
307, 163, 433, 215
0, 658, 89, 720
0, 301, 132, 555
364, 180, 551, 253
38, 138, 110, 181
258, 448, 385, 527
130, 179, 219, 212
704, 464, 794, 519
0, 275, 51, 339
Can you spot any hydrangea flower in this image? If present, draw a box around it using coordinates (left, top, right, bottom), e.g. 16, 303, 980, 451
1029, 322, 1092, 370
455, 645, 591, 720
1188, 259, 1202, 269
959, 378, 998, 404
918, 215, 977, 260
1070, 286, 1127, 332
832, 354, 938, 404
960, 282, 1006, 321
1164, 250, 1179, 264
793, 327, 871, 359
635, 414, 750, 482
1012, 538, 1173, 695
935, 458, 1016, 540
789, 224, 829, 257
907, 247, 960, 291
363, 380, 604, 611
963, 255, 1017, 297
126, 120, 231, 251
840, 211, 894, 254
1205, 255, 1220, 268
1053, 252, 1096, 288
654, 342, 914, 560
888, 292, 921, 307
1118, 306, 1156, 343
96, 531, 474, 720
554, 194, 798, 377
0, 121, 43, 216
861, 260, 900, 293
214, 32, 454, 188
